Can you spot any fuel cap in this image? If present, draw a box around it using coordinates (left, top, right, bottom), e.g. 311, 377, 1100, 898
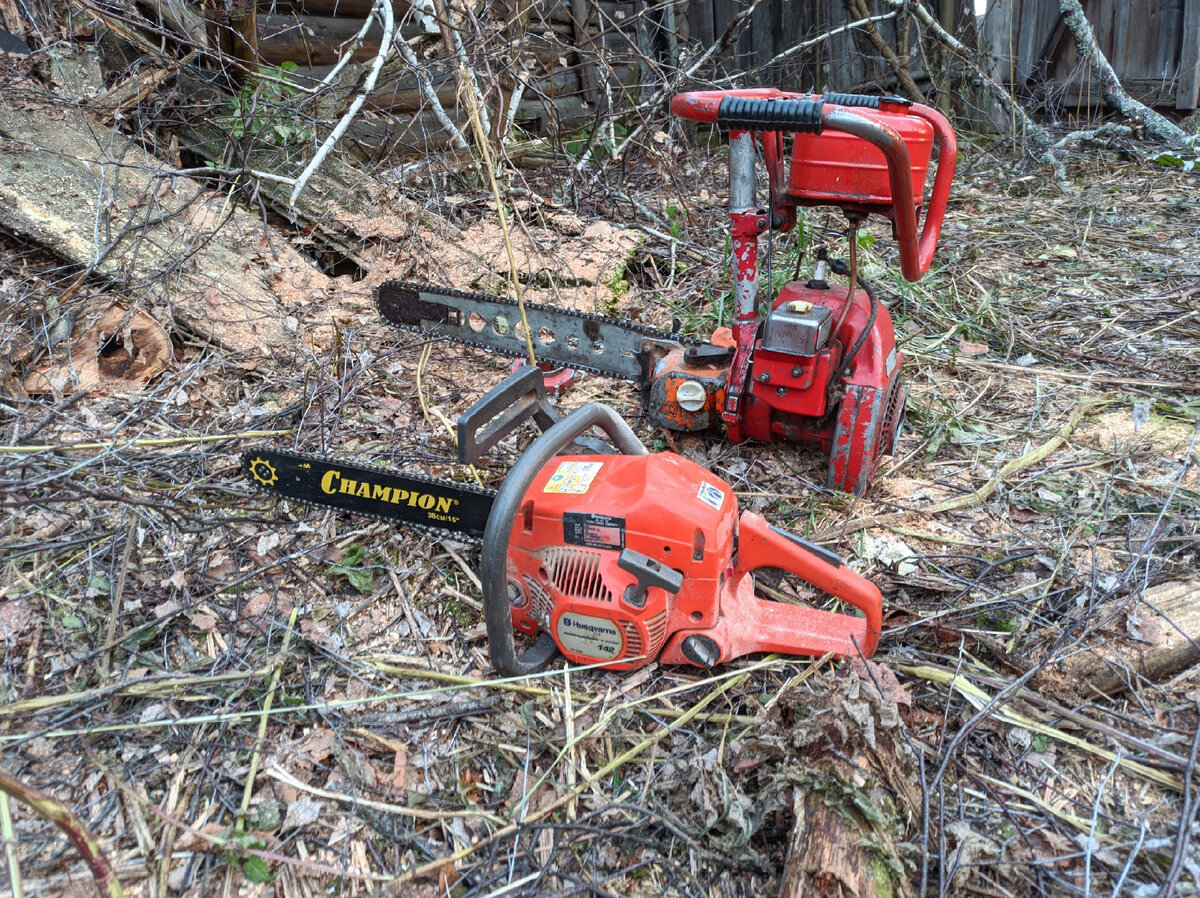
675, 380, 707, 412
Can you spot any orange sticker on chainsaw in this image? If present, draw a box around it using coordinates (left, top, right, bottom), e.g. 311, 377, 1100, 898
543, 460, 603, 494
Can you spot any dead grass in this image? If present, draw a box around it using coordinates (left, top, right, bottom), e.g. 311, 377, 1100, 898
1, 70, 1199, 898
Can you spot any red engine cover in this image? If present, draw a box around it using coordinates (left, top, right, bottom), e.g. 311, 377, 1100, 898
786, 98, 934, 209
505, 453, 736, 669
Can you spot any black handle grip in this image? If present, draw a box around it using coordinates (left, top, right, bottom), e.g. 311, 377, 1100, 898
716, 95, 824, 132
823, 92, 912, 109
823, 92, 880, 108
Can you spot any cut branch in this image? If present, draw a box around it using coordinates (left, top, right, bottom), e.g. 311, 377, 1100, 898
0, 767, 124, 898
289, 0, 396, 206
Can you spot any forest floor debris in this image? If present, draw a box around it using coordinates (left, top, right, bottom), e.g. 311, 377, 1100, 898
1, 77, 1199, 898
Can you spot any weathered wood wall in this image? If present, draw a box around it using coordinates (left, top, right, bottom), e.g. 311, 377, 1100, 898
206, 0, 1196, 160
685, 0, 1198, 111
979, 0, 1200, 111
684, 0, 969, 92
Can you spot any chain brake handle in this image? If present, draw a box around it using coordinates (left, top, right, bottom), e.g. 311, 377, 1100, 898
470, 375, 648, 677
671, 89, 957, 281
721, 511, 882, 659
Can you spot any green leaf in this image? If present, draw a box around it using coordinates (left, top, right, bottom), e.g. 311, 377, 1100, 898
329, 544, 374, 594
62, 614, 85, 629
1154, 152, 1197, 171
345, 567, 374, 594
241, 856, 273, 884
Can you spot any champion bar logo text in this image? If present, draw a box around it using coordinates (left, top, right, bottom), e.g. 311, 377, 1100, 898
320, 469, 459, 515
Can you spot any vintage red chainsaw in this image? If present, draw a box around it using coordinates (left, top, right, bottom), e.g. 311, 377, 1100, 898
380, 89, 956, 494
244, 368, 882, 676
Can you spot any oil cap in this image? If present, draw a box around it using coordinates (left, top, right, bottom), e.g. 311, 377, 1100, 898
680, 634, 721, 668
675, 380, 707, 412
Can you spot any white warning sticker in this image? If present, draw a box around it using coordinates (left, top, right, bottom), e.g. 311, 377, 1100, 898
543, 460, 603, 494
696, 481, 725, 510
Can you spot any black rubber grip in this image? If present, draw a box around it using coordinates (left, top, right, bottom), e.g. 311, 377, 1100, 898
716, 95, 824, 132
824, 92, 912, 109
823, 92, 880, 108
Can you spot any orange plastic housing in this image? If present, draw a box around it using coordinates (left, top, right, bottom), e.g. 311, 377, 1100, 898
503, 452, 882, 669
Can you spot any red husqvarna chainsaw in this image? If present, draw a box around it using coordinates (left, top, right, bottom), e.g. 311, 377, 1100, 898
380, 89, 956, 495
245, 368, 882, 676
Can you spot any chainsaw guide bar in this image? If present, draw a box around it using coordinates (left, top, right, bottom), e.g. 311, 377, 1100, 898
377, 280, 692, 380
242, 449, 495, 543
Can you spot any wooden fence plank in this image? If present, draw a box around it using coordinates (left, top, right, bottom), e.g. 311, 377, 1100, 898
1178, 0, 1200, 109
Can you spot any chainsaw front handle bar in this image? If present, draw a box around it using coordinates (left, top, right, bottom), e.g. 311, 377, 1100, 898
481, 402, 647, 678
670, 89, 956, 281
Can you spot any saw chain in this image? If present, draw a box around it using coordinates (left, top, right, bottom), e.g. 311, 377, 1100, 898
377, 280, 696, 381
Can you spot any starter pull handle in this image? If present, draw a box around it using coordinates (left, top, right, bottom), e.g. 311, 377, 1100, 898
618, 548, 683, 608
730, 511, 882, 658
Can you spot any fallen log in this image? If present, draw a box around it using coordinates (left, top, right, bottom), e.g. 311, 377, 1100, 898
1036, 579, 1200, 698
258, 0, 411, 15
750, 659, 919, 898
341, 95, 591, 158
258, 14, 421, 67
0, 97, 304, 356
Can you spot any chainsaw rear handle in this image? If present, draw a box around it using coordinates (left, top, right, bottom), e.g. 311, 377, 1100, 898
481, 402, 647, 678
733, 511, 882, 657
670, 89, 956, 281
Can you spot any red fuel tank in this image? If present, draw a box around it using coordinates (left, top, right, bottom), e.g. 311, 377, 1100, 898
786, 98, 934, 210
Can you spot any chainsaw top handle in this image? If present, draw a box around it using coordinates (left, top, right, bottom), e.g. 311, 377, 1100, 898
480, 401, 647, 678
670, 89, 956, 281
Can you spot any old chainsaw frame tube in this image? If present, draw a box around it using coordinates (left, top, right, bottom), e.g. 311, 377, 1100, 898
481, 404, 647, 678
671, 89, 957, 281
723, 130, 764, 439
